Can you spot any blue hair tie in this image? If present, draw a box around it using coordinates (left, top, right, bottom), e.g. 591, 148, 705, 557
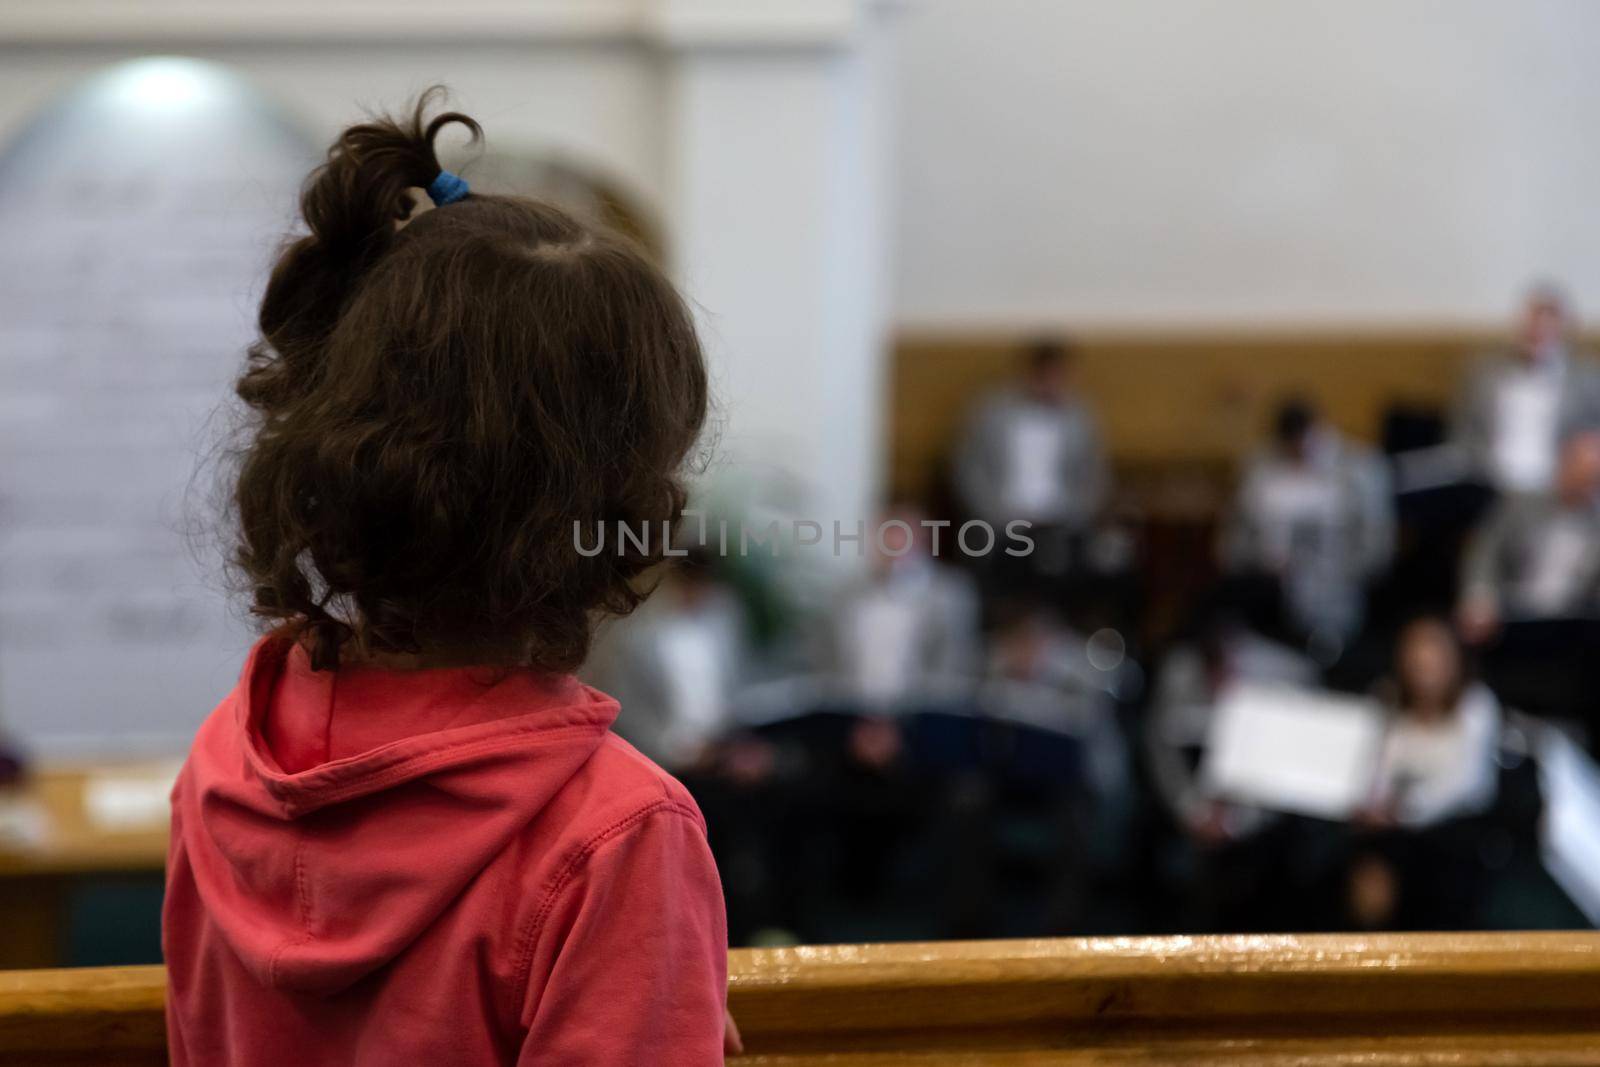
427, 170, 469, 207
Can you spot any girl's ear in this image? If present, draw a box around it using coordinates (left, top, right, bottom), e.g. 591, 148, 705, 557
396, 188, 434, 231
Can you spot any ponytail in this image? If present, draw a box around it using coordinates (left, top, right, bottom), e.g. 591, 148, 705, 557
237, 87, 480, 414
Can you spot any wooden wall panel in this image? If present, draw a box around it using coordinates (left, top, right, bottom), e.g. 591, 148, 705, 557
890, 329, 1505, 504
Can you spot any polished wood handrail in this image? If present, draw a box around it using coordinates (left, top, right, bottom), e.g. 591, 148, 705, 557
0, 963, 165, 1066
730, 933, 1600, 1063
5, 934, 1600, 1064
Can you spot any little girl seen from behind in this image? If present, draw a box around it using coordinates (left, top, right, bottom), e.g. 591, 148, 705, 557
163, 94, 729, 1065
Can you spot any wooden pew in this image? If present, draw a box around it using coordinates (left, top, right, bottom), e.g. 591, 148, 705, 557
5, 932, 1600, 1064
0, 964, 164, 1067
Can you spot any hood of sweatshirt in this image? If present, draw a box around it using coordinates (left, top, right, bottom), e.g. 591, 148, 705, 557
173, 637, 618, 996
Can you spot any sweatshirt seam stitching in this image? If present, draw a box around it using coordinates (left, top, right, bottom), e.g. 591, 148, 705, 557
279, 721, 602, 792
295, 836, 312, 930
267, 836, 312, 986
508, 798, 703, 1020
274, 724, 607, 815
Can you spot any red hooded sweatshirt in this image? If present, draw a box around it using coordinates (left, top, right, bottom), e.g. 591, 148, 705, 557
164, 636, 728, 1065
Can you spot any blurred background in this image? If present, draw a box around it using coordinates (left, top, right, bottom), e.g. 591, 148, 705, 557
5, 0, 1600, 966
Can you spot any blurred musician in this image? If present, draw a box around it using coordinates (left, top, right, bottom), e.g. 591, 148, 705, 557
822, 504, 981, 712
1220, 397, 1395, 643
954, 337, 1109, 583
591, 552, 747, 769
1364, 616, 1501, 828
1455, 285, 1600, 494
1458, 431, 1600, 644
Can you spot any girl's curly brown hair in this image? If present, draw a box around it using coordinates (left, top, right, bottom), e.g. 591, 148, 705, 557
233, 91, 707, 671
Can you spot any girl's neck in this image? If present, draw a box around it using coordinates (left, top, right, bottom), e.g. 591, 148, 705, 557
1406, 698, 1454, 723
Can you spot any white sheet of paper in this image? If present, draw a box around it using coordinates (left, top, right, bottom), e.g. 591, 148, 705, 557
1537, 727, 1600, 926
1520, 518, 1593, 615
81, 761, 184, 832
847, 592, 921, 704
1003, 412, 1068, 517
1490, 373, 1561, 492
1249, 469, 1340, 566
1200, 683, 1386, 819
656, 619, 729, 742
0, 796, 50, 850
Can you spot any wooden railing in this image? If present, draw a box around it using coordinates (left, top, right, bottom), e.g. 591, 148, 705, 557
4, 933, 1600, 1064
0, 963, 164, 1067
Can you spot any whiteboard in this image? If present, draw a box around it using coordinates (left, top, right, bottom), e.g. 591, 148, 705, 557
0, 59, 312, 757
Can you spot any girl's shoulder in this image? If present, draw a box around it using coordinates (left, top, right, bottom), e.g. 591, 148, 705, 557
523, 728, 708, 865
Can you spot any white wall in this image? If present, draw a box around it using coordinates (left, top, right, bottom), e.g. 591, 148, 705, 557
667, 41, 890, 536
0, 43, 670, 226
894, 0, 1600, 327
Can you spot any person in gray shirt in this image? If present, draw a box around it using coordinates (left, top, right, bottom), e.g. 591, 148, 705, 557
1454, 286, 1600, 494
954, 338, 1109, 562
818, 504, 982, 712
586, 554, 749, 769
1458, 431, 1600, 643
1220, 398, 1395, 642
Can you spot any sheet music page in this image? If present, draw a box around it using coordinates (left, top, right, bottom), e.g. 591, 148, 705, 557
1200, 682, 1387, 819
